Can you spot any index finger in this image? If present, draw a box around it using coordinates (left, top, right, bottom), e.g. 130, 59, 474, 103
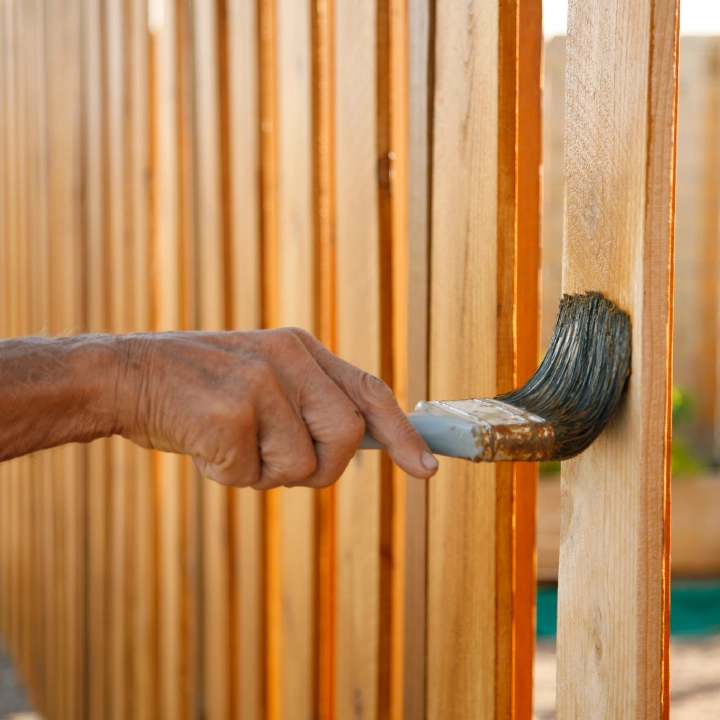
288, 328, 438, 479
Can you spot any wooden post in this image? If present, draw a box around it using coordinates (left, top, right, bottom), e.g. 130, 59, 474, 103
556, 0, 678, 717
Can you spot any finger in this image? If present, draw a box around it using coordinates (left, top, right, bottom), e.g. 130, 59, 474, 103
193, 426, 262, 488
289, 329, 438, 479
252, 379, 318, 490
283, 366, 366, 489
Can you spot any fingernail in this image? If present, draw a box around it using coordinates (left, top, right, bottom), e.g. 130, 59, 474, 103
421, 451, 439, 471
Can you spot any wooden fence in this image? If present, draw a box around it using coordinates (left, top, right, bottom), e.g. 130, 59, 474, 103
0, 1, 677, 720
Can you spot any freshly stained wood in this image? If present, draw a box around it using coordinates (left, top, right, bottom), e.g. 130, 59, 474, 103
515, 0, 543, 714
556, 0, 678, 716
257, 0, 282, 716
310, 0, 337, 715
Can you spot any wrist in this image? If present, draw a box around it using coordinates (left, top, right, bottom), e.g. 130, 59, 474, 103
108, 333, 154, 440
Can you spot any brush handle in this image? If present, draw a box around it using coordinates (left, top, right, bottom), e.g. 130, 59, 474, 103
358, 406, 483, 461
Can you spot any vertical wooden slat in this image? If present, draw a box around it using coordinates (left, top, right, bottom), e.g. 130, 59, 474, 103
495, 0, 519, 715
81, 0, 110, 715
3, 0, 20, 683
151, 0, 198, 715
403, 0, 431, 716
257, 0, 283, 716
275, 0, 316, 716
128, 1, 158, 717
105, 0, 133, 715
25, 0, 51, 707
0, 0, 7, 658
14, 0, 32, 693
46, 0, 86, 715
225, 0, 264, 716
556, 0, 678, 716
378, 0, 410, 716
514, 0, 542, 716
334, 0, 381, 718
194, 3, 232, 720
310, 0, 337, 717
426, 0, 504, 718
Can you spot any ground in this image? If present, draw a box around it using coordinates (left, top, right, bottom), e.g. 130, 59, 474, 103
3, 635, 720, 718
535, 636, 720, 719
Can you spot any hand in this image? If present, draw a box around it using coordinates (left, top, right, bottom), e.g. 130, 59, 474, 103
116, 328, 439, 489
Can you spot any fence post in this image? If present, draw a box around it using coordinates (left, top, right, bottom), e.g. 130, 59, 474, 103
557, 0, 679, 716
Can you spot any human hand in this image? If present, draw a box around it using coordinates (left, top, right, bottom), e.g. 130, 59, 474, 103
115, 328, 439, 489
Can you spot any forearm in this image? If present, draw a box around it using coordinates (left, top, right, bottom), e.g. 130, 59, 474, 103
0, 335, 124, 461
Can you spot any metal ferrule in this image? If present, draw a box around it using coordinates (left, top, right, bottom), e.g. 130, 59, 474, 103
412, 398, 555, 462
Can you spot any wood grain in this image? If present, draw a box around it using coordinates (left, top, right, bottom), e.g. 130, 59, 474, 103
514, 0, 543, 715
150, 0, 197, 715
403, 0, 431, 716
257, 0, 282, 716
82, 0, 110, 715
104, 1, 132, 715
225, 0, 264, 717
310, 0, 337, 717
427, 0, 499, 717
556, 0, 678, 717
194, 3, 233, 720
276, 0, 316, 716
378, 0, 410, 716
127, 2, 157, 717
46, 0, 86, 715
334, 0, 383, 718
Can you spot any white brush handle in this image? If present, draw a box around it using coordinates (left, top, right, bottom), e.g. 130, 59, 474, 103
358, 405, 484, 461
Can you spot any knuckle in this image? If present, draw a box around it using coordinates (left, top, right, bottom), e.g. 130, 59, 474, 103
263, 328, 309, 364
245, 358, 278, 392
216, 458, 260, 489
287, 327, 315, 345
358, 371, 393, 406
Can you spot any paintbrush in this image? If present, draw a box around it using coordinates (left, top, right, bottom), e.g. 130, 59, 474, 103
358, 292, 631, 462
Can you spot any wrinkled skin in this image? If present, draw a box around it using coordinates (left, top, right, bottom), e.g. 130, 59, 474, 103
0, 329, 438, 489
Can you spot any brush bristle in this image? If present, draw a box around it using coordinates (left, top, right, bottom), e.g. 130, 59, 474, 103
496, 292, 631, 461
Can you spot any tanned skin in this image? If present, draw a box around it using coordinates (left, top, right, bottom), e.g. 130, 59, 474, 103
0, 327, 438, 489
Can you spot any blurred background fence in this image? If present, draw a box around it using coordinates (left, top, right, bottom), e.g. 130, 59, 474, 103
0, 0, 543, 718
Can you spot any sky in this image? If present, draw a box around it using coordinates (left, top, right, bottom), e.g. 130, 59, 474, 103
543, 0, 720, 37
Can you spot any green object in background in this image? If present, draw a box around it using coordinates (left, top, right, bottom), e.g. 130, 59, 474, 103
537, 580, 720, 638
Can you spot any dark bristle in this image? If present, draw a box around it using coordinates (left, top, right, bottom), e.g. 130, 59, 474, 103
496, 292, 631, 461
